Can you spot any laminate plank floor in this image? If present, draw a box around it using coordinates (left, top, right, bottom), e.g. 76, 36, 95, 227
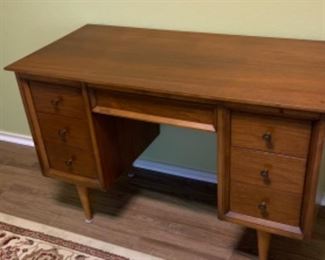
0, 141, 324, 259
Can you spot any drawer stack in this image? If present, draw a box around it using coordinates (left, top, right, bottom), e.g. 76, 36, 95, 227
30, 82, 98, 179
229, 113, 311, 227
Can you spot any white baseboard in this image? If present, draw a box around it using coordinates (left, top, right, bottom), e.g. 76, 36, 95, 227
321, 193, 325, 206
134, 159, 217, 184
0, 131, 34, 147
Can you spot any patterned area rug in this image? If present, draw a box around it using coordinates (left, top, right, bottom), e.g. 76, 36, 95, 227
0, 213, 161, 260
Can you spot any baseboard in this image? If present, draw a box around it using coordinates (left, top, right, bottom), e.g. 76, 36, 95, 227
0, 131, 34, 147
134, 159, 217, 184
321, 193, 325, 206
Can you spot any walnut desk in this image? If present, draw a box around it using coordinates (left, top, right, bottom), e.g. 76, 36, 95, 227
5, 25, 325, 260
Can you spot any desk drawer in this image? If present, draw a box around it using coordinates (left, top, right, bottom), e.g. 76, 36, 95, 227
231, 147, 306, 194
30, 81, 85, 118
230, 182, 302, 226
92, 88, 215, 132
38, 113, 92, 150
45, 142, 97, 179
231, 113, 311, 158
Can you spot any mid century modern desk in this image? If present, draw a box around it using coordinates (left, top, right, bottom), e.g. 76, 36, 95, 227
5, 25, 325, 260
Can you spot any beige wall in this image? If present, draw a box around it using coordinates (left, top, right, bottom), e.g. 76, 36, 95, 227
1, 1, 325, 172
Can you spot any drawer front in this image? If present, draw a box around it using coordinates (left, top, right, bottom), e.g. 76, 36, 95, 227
230, 182, 302, 226
231, 113, 311, 158
45, 142, 97, 178
231, 147, 306, 194
30, 81, 84, 118
92, 88, 215, 132
38, 112, 92, 150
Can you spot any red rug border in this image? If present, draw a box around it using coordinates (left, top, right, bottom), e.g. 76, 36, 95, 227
0, 221, 129, 260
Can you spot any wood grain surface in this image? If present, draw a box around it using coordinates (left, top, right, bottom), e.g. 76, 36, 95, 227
92, 89, 215, 132
230, 181, 302, 226
45, 141, 97, 178
5, 24, 325, 113
29, 81, 85, 119
230, 147, 306, 194
231, 112, 311, 158
37, 112, 92, 150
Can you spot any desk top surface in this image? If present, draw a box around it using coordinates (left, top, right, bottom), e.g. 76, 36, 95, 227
5, 24, 325, 114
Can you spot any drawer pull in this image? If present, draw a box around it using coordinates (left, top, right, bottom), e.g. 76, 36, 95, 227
51, 97, 62, 109
64, 158, 74, 167
262, 131, 273, 149
260, 169, 270, 184
258, 201, 268, 217
57, 128, 68, 141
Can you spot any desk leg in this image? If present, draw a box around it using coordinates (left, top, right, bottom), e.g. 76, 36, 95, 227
76, 185, 93, 223
257, 230, 271, 260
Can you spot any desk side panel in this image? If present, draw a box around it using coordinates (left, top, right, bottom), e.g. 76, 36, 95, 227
15, 74, 50, 175
92, 114, 160, 189
217, 107, 231, 219
301, 118, 325, 239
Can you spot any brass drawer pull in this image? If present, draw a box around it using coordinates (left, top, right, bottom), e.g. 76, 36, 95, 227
262, 131, 273, 149
58, 128, 68, 141
64, 158, 74, 167
260, 169, 270, 185
258, 201, 268, 217
50, 97, 62, 109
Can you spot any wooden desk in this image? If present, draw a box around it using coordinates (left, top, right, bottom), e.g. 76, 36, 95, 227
5, 24, 325, 260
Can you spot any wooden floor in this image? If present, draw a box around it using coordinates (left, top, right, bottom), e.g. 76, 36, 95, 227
0, 141, 325, 259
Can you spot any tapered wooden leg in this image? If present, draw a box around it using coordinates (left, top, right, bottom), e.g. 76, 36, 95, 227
257, 230, 271, 260
76, 185, 93, 223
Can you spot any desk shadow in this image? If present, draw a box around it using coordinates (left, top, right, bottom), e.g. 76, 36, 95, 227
55, 166, 217, 217
54, 169, 325, 259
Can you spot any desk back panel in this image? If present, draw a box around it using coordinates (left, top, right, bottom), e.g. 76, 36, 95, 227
92, 113, 159, 187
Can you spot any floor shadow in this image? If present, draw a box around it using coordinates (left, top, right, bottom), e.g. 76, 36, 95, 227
234, 215, 325, 260
130, 167, 217, 205
56, 166, 217, 217
234, 228, 259, 258
55, 167, 325, 259
55, 176, 139, 217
